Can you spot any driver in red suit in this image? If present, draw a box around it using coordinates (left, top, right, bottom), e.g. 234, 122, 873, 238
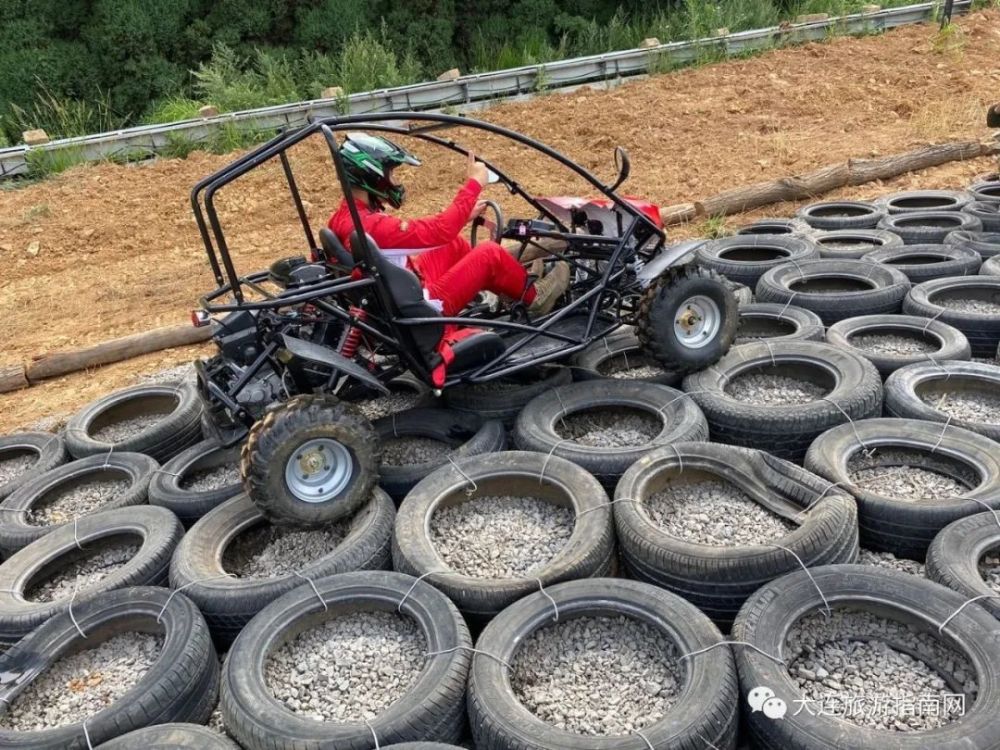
329, 133, 569, 317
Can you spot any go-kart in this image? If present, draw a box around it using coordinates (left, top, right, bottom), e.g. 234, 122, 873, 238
191, 112, 737, 525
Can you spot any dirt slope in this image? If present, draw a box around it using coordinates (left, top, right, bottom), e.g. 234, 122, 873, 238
1, 9, 999, 433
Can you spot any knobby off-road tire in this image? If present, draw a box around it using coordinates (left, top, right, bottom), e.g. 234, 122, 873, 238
876, 189, 972, 214
809, 229, 904, 260
242, 395, 378, 527
735, 303, 824, 345
513, 380, 708, 488
570, 326, 683, 385
149, 439, 242, 526
393, 451, 615, 623
926, 511, 1000, 621
0, 586, 218, 749
0, 505, 183, 646
614, 442, 858, 627
862, 243, 982, 283
733, 564, 1000, 750
825, 314, 971, 378
468, 578, 739, 750
878, 211, 983, 245
220, 571, 471, 750
694, 235, 820, 288
682, 340, 883, 461
755, 259, 910, 325
0, 452, 158, 556
373, 408, 506, 502
797, 200, 884, 230
903, 276, 1000, 357
169, 490, 394, 646
805, 418, 1000, 560
95, 724, 240, 749
0, 432, 68, 501
637, 264, 738, 376
946, 230, 1000, 259
443, 365, 572, 426
64, 382, 203, 463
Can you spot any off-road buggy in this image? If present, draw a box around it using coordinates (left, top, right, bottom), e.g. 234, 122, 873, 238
191, 112, 736, 525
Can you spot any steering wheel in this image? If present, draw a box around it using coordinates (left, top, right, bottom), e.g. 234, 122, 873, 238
471, 200, 505, 247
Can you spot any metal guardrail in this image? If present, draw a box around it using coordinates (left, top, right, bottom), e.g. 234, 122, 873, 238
0, 1, 967, 179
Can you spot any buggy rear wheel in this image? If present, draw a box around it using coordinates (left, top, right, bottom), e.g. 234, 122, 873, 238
241, 395, 379, 527
637, 265, 738, 375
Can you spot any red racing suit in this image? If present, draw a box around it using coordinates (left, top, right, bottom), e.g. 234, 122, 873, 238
329, 178, 533, 316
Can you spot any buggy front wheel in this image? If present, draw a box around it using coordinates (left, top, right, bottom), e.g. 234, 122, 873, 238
637, 265, 738, 375
241, 395, 379, 527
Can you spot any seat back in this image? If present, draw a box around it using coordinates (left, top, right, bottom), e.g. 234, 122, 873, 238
319, 228, 355, 269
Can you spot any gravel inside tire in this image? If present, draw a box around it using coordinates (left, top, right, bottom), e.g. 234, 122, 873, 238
926, 511, 1000, 621
0, 432, 68, 502
570, 326, 682, 385
862, 243, 982, 283
694, 235, 820, 287
220, 570, 471, 749
755, 258, 910, 325
876, 189, 973, 214
980, 256, 1000, 276
0, 452, 158, 556
170, 490, 394, 647
734, 218, 811, 236
149, 439, 241, 526
392, 450, 615, 623
797, 200, 884, 230
0, 586, 217, 747
805, 417, 1000, 560
825, 314, 971, 378
859, 547, 925, 577
965, 201, 1000, 232
733, 564, 1000, 748
468, 577, 738, 749
94, 723, 241, 749
903, 276, 1000, 358
878, 211, 983, 245
443, 365, 572, 426
513, 380, 708, 488
734, 303, 825, 345
945, 230, 1000, 259
350, 376, 437, 421
808, 229, 904, 260
683, 340, 882, 461
64, 382, 203, 463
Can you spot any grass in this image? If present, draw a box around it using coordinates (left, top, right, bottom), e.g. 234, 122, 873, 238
24, 147, 87, 178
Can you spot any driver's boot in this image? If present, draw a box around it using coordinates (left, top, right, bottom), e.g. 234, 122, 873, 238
527, 261, 570, 316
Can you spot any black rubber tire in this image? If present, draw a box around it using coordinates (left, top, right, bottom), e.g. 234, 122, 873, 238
615, 442, 858, 627
862, 243, 982, 282
885, 360, 1000, 441
797, 200, 884, 230
966, 201, 1000, 232
0, 452, 158, 556
878, 211, 983, 245
0, 505, 183, 646
468, 578, 739, 750
926, 511, 1000, 620
0, 586, 218, 748
380, 746, 465, 750
220, 570, 471, 749
95, 723, 240, 749
755, 259, 910, 325
805, 417, 1000, 560
636, 264, 739, 376
825, 313, 971, 378
148, 439, 241, 526
809, 229, 904, 260
734, 218, 812, 236
970, 180, 1000, 205
242, 394, 379, 527
513, 380, 709, 488
694, 235, 820, 287
876, 189, 973, 214
393, 450, 615, 623
374, 408, 506, 502
171, 490, 394, 646
903, 276, 1000, 357
570, 326, 682, 385
735, 303, 825, 345
0, 432, 68, 501
682, 340, 883, 461
733, 564, 1000, 750
64, 382, 203, 463
981, 256, 1000, 276
443, 365, 572, 426
945, 229, 1000, 259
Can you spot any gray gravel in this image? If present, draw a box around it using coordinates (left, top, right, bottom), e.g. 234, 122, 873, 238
511, 615, 683, 736
180, 462, 240, 491
557, 408, 661, 448
26, 538, 140, 603
90, 413, 165, 443
222, 521, 348, 578
138, 365, 195, 386
356, 392, 423, 421
858, 548, 925, 577
381, 436, 453, 466
643, 478, 796, 546
725, 373, 827, 405
848, 450, 968, 503
979, 550, 1000, 596
786, 608, 975, 732
430, 496, 575, 578
0, 452, 35, 485
851, 333, 935, 356
597, 352, 668, 380
937, 298, 1000, 314
265, 611, 426, 722
0, 632, 163, 731
922, 390, 1000, 424
27, 476, 131, 526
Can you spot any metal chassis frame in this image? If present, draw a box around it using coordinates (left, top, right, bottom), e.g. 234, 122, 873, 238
191, 112, 665, 387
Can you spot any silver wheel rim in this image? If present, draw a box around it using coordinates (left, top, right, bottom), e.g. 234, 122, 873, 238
674, 295, 722, 350
284, 438, 354, 503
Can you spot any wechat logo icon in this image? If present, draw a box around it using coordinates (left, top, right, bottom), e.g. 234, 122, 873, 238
748, 686, 787, 720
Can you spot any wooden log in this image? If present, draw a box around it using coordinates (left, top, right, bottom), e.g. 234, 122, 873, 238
25, 323, 216, 384
0, 365, 29, 394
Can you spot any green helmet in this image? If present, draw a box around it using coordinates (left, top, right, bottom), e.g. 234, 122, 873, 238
339, 132, 421, 209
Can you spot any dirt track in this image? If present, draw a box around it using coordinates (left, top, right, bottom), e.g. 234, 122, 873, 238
1, 9, 999, 433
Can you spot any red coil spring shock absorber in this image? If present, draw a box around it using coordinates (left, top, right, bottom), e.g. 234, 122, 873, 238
340, 306, 367, 359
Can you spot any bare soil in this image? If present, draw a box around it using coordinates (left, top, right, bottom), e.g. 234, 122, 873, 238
2, 10, 999, 433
